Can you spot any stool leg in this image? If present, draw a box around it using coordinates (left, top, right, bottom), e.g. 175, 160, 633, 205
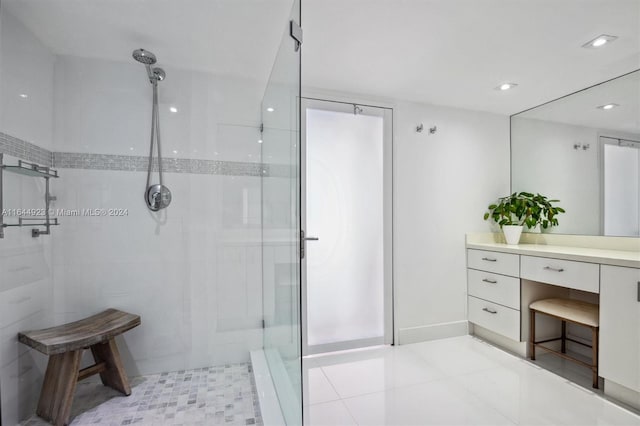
592, 327, 599, 389
561, 321, 566, 354
530, 309, 536, 360
36, 350, 82, 426
90, 338, 132, 395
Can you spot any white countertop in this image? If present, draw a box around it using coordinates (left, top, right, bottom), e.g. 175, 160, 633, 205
467, 241, 640, 269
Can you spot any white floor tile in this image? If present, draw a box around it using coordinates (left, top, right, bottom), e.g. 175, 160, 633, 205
342, 378, 514, 426
303, 336, 640, 426
407, 336, 504, 376
319, 346, 444, 398
304, 367, 341, 405
305, 400, 357, 426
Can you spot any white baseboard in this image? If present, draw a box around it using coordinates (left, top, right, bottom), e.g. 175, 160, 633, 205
398, 320, 469, 344
605, 380, 640, 412
471, 323, 528, 357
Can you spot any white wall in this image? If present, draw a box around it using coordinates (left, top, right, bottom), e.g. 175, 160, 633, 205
51, 55, 266, 375
0, 16, 269, 425
0, 12, 54, 149
53, 55, 264, 160
301, 89, 511, 345
51, 170, 263, 375
511, 117, 600, 235
0, 12, 55, 425
393, 101, 510, 343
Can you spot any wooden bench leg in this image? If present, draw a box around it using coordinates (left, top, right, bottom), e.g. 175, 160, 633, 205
36, 350, 82, 426
90, 338, 132, 395
592, 327, 599, 389
530, 309, 536, 360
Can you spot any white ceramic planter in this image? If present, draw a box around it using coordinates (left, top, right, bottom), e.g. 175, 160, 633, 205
502, 225, 524, 245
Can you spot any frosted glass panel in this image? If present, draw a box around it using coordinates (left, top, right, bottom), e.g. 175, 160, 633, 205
604, 143, 640, 237
306, 108, 384, 346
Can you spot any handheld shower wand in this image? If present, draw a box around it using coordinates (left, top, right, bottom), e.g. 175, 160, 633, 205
132, 48, 171, 211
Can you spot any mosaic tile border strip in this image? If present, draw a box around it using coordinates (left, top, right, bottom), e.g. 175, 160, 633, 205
0, 132, 54, 167
54, 152, 269, 177
0, 132, 293, 178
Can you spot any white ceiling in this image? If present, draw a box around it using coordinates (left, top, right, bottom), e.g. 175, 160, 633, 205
3, 0, 640, 117
302, 0, 640, 115
2, 0, 294, 82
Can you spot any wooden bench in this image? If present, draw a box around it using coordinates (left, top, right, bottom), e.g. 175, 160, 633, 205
529, 298, 599, 388
18, 309, 141, 426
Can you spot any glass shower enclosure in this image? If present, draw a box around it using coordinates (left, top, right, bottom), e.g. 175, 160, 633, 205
261, 2, 303, 424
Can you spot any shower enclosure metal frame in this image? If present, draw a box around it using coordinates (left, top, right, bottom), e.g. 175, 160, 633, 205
300, 97, 394, 356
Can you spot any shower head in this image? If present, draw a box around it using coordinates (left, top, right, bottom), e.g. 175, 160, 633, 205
132, 48, 165, 84
132, 48, 157, 65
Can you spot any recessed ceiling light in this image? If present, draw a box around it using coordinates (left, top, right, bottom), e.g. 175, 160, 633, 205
495, 82, 518, 91
597, 103, 619, 110
258, 139, 263, 144
172, 150, 178, 154
19, 93, 28, 99
266, 107, 275, 112
129, 147, 134, 151
169, 106, 178, 113
582, 34, 618, 48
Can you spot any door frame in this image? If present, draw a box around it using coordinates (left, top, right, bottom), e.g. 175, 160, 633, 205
300, 97, 394, 356
599, 135, 640, 236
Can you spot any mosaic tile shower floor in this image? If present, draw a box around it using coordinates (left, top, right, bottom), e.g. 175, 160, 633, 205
22, 363, 263, 426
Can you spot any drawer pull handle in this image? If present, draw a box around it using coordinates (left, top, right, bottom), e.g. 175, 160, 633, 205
481, 257, 497, 262
544, 266, 564, 272
482, 307, 498, 314
482, 278, 497, 284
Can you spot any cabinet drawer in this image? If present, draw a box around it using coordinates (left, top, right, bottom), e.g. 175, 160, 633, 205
520, 255, 599, 293
467, 249, 520, 277
468, 296, 520, 341
467, 269, 520, 309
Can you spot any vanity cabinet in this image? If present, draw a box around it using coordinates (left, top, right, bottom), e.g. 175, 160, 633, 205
599, 265, 640, 393
467, 249, 521, 340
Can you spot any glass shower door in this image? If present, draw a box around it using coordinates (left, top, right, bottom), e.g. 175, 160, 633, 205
260, 1, 302, 424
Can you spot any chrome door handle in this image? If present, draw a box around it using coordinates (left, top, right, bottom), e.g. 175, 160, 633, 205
544, 266, 564, 272
300, 230, 318, 259
482, 307, 497, 314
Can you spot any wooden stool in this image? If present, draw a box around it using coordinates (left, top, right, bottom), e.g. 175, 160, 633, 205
18, 309, 141, 426
529, 298, 599, 388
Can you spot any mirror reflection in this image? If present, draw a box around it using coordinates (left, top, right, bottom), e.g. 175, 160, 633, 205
511, 69, 640, 237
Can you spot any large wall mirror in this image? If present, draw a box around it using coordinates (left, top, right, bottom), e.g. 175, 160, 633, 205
511, 69, 640, 237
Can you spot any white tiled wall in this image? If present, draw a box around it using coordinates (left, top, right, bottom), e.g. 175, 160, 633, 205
0, 12, 55, 150
51, 170, 264, 376
53, 55, 264, 162
0, 10, 56, 425
1, 10, 268, 426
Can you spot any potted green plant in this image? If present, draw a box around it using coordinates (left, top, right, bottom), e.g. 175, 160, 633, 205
484, 192, 565, 245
